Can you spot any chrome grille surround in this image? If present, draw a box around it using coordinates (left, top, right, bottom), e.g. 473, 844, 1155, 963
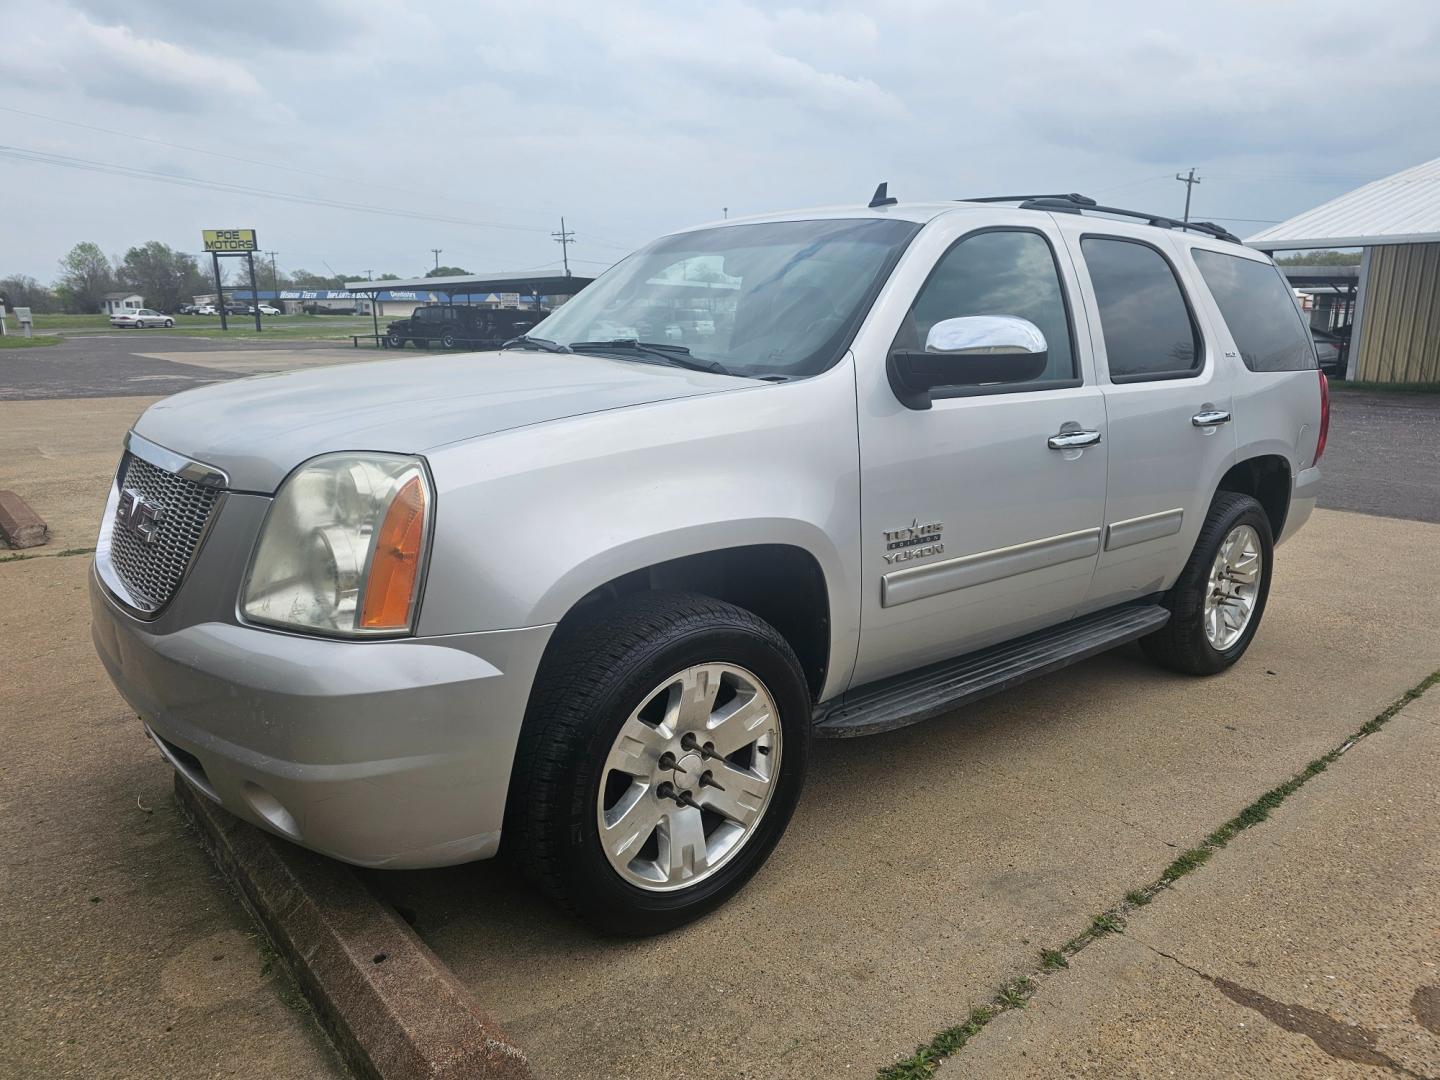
96, 432, 228, 618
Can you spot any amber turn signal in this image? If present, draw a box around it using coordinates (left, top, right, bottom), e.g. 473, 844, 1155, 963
360, 474, 428, 630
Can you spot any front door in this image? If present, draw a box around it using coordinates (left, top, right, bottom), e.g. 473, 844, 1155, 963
851, 214, 1110, 688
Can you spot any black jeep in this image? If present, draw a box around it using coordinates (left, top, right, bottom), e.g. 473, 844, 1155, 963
385, 304, 542, 349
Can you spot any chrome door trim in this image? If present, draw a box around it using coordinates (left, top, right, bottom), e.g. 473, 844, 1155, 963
124, 430, 230, 489
1047, 429, 1102, 450
1191, 410, 1232, 427
881, 526, 1102, 608
1103, 507, 1185, 552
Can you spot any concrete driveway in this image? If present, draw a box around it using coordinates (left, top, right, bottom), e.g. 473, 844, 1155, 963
3, 382, 1437, 1079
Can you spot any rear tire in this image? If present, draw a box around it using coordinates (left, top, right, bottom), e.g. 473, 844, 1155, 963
507, 592, 811, 936
440, 330, 457, 348
1141, 491, 1273, 675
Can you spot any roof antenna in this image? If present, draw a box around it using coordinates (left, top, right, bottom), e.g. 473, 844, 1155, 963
868, 181, 898, 208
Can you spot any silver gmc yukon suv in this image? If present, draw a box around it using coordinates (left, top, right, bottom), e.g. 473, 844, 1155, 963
92, 190, 1327, 934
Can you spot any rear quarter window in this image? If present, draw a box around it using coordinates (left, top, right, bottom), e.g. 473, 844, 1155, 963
1191, 249, 1317, 372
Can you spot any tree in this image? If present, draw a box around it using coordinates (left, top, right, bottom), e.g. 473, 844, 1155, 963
118, 241, 208, 313
0, 274, 58, 313
426, 265, 470, 278
55, 242, 114, 313
1276, 250, 1362, 266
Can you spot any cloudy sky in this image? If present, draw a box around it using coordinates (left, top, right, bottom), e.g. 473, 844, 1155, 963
2, 0, 1437, 283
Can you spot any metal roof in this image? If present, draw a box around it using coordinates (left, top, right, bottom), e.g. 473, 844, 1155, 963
1247, 157, 1440, 250
345, 271, 594, 295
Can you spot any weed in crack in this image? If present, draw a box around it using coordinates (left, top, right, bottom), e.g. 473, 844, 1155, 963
873, 667, 1440, 1080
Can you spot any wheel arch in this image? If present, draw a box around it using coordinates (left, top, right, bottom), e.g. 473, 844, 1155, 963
1214, 454, 1291, 539
549, 544, 833, 701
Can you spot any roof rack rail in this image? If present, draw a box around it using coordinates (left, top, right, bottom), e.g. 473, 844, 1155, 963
957, 192, 1243, 244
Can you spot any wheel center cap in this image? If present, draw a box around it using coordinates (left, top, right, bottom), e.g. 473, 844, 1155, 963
672, 750, 704, 792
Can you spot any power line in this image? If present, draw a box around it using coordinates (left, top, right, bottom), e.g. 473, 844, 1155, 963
0, 103, 614, 234
0, 143, 567, 235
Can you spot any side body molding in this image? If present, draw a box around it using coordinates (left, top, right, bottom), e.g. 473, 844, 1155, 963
1104, 507, 1185, 551
881, 527, 1103, 608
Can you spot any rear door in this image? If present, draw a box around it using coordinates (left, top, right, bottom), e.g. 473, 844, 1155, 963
1053, 218, 1238, 611
850, 212, 1110, 686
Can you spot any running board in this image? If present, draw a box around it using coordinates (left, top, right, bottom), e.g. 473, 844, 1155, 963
813, 603, 1170, 738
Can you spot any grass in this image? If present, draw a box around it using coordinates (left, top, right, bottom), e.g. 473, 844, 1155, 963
1332, 379, 1440, 394
0, 334, 61, 348
875, 667, 1440, 1080
0, 545, 94, 563
27, 312, 375, 341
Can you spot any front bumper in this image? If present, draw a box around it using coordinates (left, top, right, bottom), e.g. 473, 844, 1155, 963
91, 567, 553, 869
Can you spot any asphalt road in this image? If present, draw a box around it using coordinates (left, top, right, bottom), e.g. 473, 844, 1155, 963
0, 332, 367, 400
1321, 388, 1440, 523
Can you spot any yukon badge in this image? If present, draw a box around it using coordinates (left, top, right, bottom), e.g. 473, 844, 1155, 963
882, 519, 944, 564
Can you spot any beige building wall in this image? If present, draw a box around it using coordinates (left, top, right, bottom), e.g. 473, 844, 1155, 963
1356, 242, 1440, 383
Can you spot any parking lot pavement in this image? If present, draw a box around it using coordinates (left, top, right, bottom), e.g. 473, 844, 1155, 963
0, 333, 375, 401
947, 691, 1440, 1079
366, 508, 1440, 1080
1323, 388, 1440, 523
0, 554, 343, 1078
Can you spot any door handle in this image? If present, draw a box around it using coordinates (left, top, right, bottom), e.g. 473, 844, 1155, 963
1047, 429, 1102, 450
1192, 410, 1231, 427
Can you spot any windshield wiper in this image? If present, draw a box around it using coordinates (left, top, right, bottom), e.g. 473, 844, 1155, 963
568, 339, 731, 376
502, 334, 571, 353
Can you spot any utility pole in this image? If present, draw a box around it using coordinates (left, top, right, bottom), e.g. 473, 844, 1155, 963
430, 248, 442, 272
264, 250, 279, 289
551, 217, 575, 276
1175, 167, 1201, 223
722, 207, 728, 219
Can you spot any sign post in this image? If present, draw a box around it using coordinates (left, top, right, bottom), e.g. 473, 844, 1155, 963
202, 229, 260, 333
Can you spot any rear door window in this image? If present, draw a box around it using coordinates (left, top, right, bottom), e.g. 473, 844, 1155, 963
1081, 237, 1202, 381
1191, 249, 1317, 371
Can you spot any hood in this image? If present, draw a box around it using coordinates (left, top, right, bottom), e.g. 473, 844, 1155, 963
133, 350, 755, 492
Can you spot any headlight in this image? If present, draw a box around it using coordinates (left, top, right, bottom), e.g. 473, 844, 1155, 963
241, 453, 432, 636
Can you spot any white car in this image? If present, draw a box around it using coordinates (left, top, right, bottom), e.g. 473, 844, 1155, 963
194, 304, 217, 316
110, 309, 174, 329
257, 304, 282, 316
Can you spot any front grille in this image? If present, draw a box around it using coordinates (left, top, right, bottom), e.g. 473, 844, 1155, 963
106, 454, 221, 612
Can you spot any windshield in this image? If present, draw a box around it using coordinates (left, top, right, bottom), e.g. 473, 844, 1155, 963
529, 218, 919, 378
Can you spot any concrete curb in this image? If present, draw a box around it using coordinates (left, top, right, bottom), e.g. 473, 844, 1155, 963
174, 776, 533, 1079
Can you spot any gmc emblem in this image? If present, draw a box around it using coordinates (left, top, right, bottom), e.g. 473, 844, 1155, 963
115, 488, 165, 544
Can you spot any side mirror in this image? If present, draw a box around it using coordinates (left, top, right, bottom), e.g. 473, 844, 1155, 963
888, 315, 1049, 409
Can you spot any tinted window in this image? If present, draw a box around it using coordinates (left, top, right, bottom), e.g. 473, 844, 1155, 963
895, 230, 1076, 385
1192, 249, 1317, 372
1081, 238, 1201, 380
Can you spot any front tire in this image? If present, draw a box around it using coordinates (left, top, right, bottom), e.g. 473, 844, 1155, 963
507, 592, 811, 935
440, 330, 457, 348
386, 331, 405, 348
164, 319, 174, 327
1141, 491, 1273, 675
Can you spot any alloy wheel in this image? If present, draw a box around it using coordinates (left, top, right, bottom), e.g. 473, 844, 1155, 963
596, 663, 781, 892
1204, 523, 1262, 650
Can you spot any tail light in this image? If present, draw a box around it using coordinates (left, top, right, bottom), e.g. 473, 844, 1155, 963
1314, 371, 1330, 465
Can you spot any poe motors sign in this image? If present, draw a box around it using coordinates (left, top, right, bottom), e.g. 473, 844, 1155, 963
201, 228, 263, 330
203, 228, 259, 253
